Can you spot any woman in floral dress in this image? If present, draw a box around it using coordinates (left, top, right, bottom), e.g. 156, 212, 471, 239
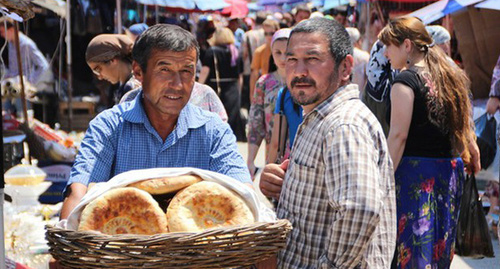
379, 17, 480, 269
247, 29, 291, 177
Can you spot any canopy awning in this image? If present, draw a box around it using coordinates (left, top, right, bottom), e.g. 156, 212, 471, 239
406, 0, 484, 24
475, 0, 500, 11
32, 0, 66, 18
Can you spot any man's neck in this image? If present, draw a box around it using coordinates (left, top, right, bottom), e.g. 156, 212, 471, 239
143, 101, 179, 142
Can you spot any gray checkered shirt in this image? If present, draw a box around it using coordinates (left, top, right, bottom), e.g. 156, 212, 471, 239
277, 84, 396, 269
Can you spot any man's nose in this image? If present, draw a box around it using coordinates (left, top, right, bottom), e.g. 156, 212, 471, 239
170, 72, 183, 90
294, 60, 308, 77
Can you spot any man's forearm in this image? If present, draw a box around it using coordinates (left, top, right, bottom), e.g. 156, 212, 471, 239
60, 183, 87, 219
249, 71, 259, 103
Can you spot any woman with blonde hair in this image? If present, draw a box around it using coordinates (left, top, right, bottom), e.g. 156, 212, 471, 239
199, 27, 245, 141
379, 16, 480, 269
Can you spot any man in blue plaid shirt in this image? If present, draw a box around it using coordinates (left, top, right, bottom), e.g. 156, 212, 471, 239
60, 24, 251, 220
260, 18, 396, 269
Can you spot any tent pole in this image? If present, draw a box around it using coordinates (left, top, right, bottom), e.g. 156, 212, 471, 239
0, 96, 5, 269
363, 1, 370, 51
66, 0, 73, 131
155, 5, 159, 24
116, 0, 122, 34
13, 22, 29, 127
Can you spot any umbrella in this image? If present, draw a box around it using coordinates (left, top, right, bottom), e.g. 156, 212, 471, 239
135, 0, 230, 11
406, 0, 483, 24
475, 0, 500, 11
257, 0, 305, 6
32, 0, 66, 18
221, 0, 249, 18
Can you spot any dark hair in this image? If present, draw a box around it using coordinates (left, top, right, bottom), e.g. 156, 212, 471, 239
379, 16, 473, 161
132, 24, 199, 71
290, 18, 352, 67
255, 11, 268, 25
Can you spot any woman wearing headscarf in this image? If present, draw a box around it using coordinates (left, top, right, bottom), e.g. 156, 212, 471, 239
86, 34, 140, 104
199, 27, 245, 141
247, 28, 291, 177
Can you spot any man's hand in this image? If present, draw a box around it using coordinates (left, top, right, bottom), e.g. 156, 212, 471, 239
486, 97, 500, 115
259, 159, 289, 200
49, 257, 67, 269
60, 183, 87, 219
255, 255, 277, 269
466, 139, 481, 175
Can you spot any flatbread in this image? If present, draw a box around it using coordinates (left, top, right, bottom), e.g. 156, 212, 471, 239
78, 187, 168, 235
167, 181, 255, 232
128, 175, 203, 195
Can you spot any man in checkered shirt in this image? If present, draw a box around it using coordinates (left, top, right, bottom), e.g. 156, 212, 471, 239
260, 18, 396, 269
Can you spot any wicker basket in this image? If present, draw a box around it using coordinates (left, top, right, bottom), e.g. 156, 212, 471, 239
46, 219, 292, 268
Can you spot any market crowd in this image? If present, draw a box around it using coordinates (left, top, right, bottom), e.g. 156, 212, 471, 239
3, 3, 497, 269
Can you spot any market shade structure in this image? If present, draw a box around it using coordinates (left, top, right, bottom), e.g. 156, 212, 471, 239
32, 0, 65, 17
372, 0, 439, 2
221, 0, 249, 18
135, 0, 230, 11
406, 0, 483, 24
258, 0, 304, 6
322, 0, 350, 10
475, 0, 500, 11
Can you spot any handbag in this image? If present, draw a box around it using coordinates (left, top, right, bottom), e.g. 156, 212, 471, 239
474, 113, 497, 169
455, 173, 495, 258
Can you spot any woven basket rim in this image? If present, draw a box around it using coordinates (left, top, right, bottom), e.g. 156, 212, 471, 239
46, 219, 292, 268
46, 219, 291, 239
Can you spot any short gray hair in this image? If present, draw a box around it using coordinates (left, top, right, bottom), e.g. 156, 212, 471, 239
132, 24, 199, 71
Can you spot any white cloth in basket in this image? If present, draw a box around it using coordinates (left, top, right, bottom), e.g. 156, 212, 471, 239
58, 167, 277, 231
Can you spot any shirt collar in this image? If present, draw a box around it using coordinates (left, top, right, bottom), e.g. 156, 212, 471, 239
121, 89, 212, 133
314, 83, 360, 119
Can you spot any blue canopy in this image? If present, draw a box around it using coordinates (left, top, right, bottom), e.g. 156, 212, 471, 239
322, 0, 350, 10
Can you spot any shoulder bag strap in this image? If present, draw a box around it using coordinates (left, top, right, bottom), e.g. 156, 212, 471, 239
276, 87, 289, 163
213, 50, 222, 95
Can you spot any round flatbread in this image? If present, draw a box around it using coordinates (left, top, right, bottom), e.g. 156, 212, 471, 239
167, 181, 255, 232
128, 175, 203, 195
78, 187, 168, 235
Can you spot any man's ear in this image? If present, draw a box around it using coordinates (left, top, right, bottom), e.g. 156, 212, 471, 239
132, 61, 143, 83
340, 54, 354, 83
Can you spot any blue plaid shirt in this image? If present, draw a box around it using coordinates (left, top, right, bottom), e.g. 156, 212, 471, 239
66, 91, 251, 190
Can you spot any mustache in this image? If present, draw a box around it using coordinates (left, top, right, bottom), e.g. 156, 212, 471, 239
291, 76, 316, 88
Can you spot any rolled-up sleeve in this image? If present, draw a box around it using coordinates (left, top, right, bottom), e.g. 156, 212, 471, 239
321, 124, 382, 269
66, 115, 117, 191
